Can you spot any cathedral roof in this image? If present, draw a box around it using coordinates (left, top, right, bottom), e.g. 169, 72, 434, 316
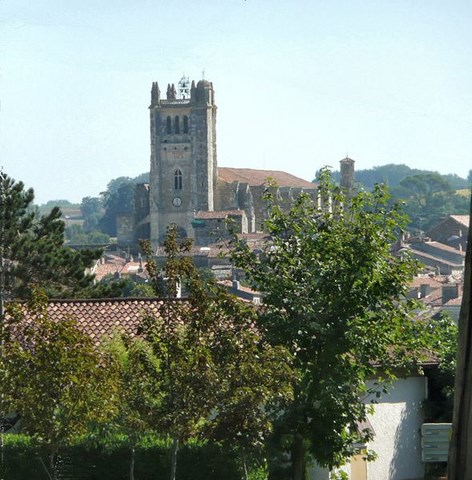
195, 210, 244, 219
218, 167, 316, 189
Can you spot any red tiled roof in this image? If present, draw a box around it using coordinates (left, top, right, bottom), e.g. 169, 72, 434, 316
6, 298, 174, 346
218, 167, 316, 189
410, 276, 449, 288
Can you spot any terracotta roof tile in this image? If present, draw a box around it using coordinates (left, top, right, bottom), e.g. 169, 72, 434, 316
5, 298, 174, 346
218, 167, 316, 189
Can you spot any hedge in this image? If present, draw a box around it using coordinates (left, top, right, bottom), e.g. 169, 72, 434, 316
1, 434, 244, 480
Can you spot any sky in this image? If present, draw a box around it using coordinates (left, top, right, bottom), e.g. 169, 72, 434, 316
0, 0, 471, 205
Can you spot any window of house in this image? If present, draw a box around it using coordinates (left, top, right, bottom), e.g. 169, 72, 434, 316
174, 116, 180, 134
166, 116, 172, 134
174, 169, 183, 190
183, 115, 189, 134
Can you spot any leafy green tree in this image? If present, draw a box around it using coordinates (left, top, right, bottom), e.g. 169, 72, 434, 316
41, 199, 74, 208
100, 180, 136, 236
139, 226, 293, 480
423, 314, 458, 423
0, 172, 101, 299
398, 173, 469, 231
0, 288, 118, 479
65, 223, 110, 245
103, 334, 163, 480
80, 196, 104, 232
230, 169, 441, 479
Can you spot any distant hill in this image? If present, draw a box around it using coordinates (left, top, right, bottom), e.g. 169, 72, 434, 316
327, 164, 469, 190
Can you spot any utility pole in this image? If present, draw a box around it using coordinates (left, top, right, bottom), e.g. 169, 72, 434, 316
448, 190, 472, 479
0, 170, 5, 480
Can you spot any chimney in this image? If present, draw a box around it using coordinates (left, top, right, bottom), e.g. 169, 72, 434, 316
442, 284, 459, 304
420, 284, 431, 298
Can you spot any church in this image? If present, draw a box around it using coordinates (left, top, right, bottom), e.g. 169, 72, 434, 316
117, 77, 322, 248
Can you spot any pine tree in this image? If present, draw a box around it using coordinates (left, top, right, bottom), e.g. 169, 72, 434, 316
0, 172, 100, 298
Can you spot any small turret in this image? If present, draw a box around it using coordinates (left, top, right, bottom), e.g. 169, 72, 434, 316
340, 156, 355, 195
193, 79, 214, 105
150, 82, 160, 106
166, 83, 177, 100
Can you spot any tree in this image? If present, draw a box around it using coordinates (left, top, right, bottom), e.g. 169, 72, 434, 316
65, 223, 110, 245
139, 226, 293, 480
397, 172, 469, 231
0, 288, 118, 479
0, 172, 101, 299
103, 334, 163, 480
99, 179, 136, 236
230, 169, 439, 478
80, 196, 104, 232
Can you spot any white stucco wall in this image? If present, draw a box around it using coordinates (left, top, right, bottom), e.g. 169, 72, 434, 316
307, 376, 427, 480
365, 376, 426, 480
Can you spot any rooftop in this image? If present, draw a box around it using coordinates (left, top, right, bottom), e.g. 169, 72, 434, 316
195, 210, 245, 220
218, 167, 316, 189
6, 297, 170, 346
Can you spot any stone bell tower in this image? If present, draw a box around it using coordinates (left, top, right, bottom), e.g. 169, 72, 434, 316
148, 76, 217, 246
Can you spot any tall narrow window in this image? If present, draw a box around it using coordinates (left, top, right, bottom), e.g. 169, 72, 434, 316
174, 116, 180, 134
166, 116, 172, 134
183, 115, 189, 134
174, 169, 183, 190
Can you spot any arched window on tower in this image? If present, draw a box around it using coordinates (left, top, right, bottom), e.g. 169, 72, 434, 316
183, 115, 189, 134
174, 169, 183, 190
166, 116, 172, 134
174, 116, 180, 134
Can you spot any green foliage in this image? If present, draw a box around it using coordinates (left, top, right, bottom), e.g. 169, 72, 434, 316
40, 199, 74, 208
103, 334, 163, 443
328, 164, 469, 190
65, 223, 111, 245
327, 165, 470, 232
80, 196, 105, 232
100, 179, 136, 236
129, 282, 155, 297
395, 173, 470, 231
230, 168, 438, 474
1, 434, 242, 480
139, 226, 293, 479
423, 314, 458, 422
0, 172, 101, 299
0, 289, 118, 477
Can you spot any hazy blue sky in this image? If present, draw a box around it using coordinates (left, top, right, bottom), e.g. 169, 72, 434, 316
1, 0, 471, 204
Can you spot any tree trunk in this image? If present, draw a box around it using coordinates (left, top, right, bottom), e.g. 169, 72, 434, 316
49, 448, 57, 480
170, 436, 179, 480
129, 445, 135, 480
291, 433, 305, 480
448, 194, 472, 479
241, 449, 249, 480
